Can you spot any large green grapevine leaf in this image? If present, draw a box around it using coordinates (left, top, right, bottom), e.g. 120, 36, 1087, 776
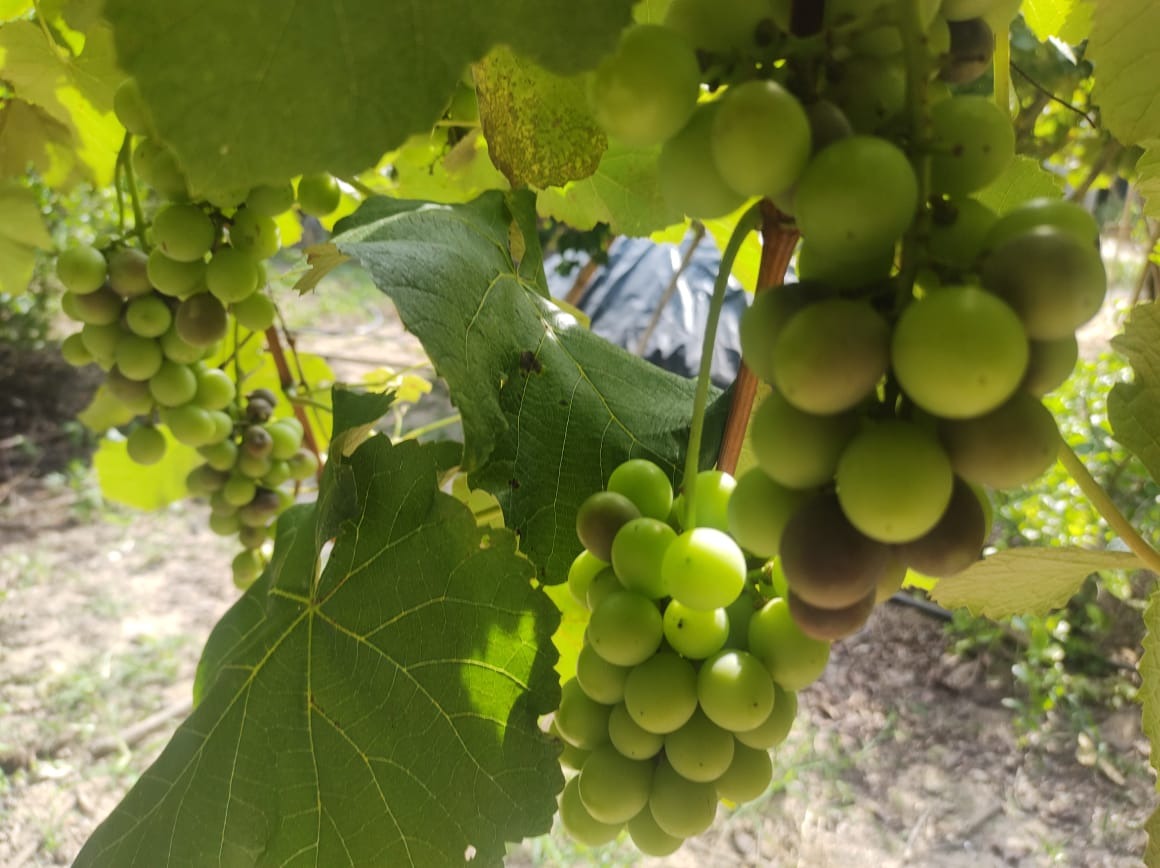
474, 47, 606, 188
104, 0, 634, 198
1021, 0, 1076, 41
0, 181, 50, 294
317, 191, 726, 584
0, 99, 74, 183
929, 548, 1144, 618
1108, 302, 1160, 483
974, 155, 1062, 214
1088, 0, 1160, 147
78, 391, 562, 868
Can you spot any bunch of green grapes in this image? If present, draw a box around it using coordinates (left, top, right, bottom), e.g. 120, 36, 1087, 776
553, 459, 828, 855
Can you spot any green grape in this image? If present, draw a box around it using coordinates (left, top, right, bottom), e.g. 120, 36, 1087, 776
113, 78, 151, 135
206, 247, 260, 303
160, 326, 207, 364
898, 476, 986, 578
610, 517, 675, 598
551, 723, 591, 771
560, 673, 619, 745
239, 491, 281, 527
575, 642, 629, 705
578, 745, 654, 824
927, 197, 997, 270
230, 207, 280, 259
192, 367, 236, 411
107, 248, 152, 298
149, 360, 199, 407
296, 174, 342, 217
586, 570, 621, 611
266, 419, 302, 460
106, 368, 154, 411
243, 425, 275, 458
231, 291, 276, 332
206, 409, 234, 444
208, 510, 241, 536
735, 684, 796, 750
60, 333, 92, 367
147, 249, 205, 298
587, 589, 664, 666
658, 103, 748, 221
125, 295, 173, 338
940, 18, 994, 85
622, 651, 698, 734
261, 460, 292, 488
803, 99, 854, 154
648, 758, 718, 838
772, 299, 889, 414
697, 649, 775, 732
126, 425, 166, 465
153, 203, 215, 263
794, 136, 917, 262
1023, 335, 1078, 397
558, 777, 621, 847
787, 588, 876, 640
836, 421, 954, 544
287, 449, 320, 481
929, 96, 1014, 196
186, 464, 229, 496
199, 439, 239, 472
891, 287, 1028, 419
627, 807, 684, 858
232, 549, 263, 589
115, 333, 164, 381
662, 527, 746, 611
66, 286, 123, 325
664, 709, 735, 783
875, 555, 908, 603
664, 0, 778, 53
826, 57, 906, 134
162, 404, 217, 447
682, 469, 736, 532
81, 322, 124, 366
727, 469, 803, 559
711, 79, 811, 198
132, 138, 188, 199
795, 239, 894, 290
981, 197, 1100, 254
724, 593, 758, 650
246, 182, 296, 217
567, 550, 608, 607
750, 391, 856, 489
175, 292, 229, 346
588, 25, 700, 148
239, 524, 269, 550
238, 451, 273, 480
748, 598, 831, 690
714, 742, 773, 804
607, 458, 673, 521
981, 226, 1107, 340
739, 283, 822, 381
576, 490, 641, 561
938, 392, 1060, 488
56, 245, 108, 294
607, 702, 664, 760
662, 600, 728, 660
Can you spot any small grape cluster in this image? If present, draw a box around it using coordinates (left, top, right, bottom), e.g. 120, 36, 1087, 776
553, 460, 828, 856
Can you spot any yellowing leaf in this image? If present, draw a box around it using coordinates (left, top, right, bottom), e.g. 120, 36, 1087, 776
1089, 0, 1160, 146
0, 182, 50, 294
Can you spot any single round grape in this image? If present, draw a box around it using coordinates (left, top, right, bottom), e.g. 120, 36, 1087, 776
648, 758, 718, 838
576, 642, 629, 705
623, 651, 698, 734
739, 284, 822, 382
939, 392, 1060, 488
588, 24, 700, 148
794, 136, 918, 262
261, 461, 292, 488
163, 404, 217, 447
826, 56, 906, 134
126, 425, 166, 465
610, 517, 675, 598
566, 550, 608, 607
940, 18, 994, 85
899, 476, 987, 577
927, 197, 997, 270
113, 78, 151, 135
587, 589, 663, 666
875, 555, 908, 603
681, 469, 736, 533
714, 742, 773, 804
132, 138, 188, 199
747, 598, 831, 691
662, 527, 747, 611
297, 174, 342, 217
206, 409, 234, 444
586, 570, 622, 612
577, 745, 653, 824
803, 98, 854, 154
735, 684, 796, 750
175, 292, 229, 346
711, 79, 811, 198
153, 203, 215, 263
231, 291, 276, 332
232, 549, 263, 589
149, 360, 199, 407
56, 245, 108, 294
664, 0, 777, 53
125, 295, 173, 338
208, 510, 241, 536
697, 649, 775, 732
238, 524, 270, 551
555, 679, 612, 750
81, 322, 124, 366
60, 333, 92, 367
787, 588, 876, 641
160, 326, 207, 364
147, 249, 205, 298
608, 701, 664, 759
982, 198, 1100, 254
238, 452, 273, 480
266, 419, 302, 460
207, 247, 260, 303
663, 600, 728, 660
836, 421, 955, 544
627, 807, 684, 858
221, 475, 255, 507
664, 709, 735, 783
106, 367, 153, 411
795, 239, 894, 290
929, 96, 1014, 196
576, 490, 641, 561
727, 469, 803, 559
246, 182, 296, 217
749, 391, 857, 490
558, 776, 621, 847
658, 103, 748, 220
230, 206, 280, 259
239, 493, 280, 527
114, 333, 164, 381
243, 425, 275, 459
67, 286, 123, 325
607, 458, 673, 521
192, 367, 235, 411
107, 247, 152, 298
772, 298, 890, 414
1023, 335, 1078, 397
199, 439, 239, 472
287, 449, 320, 481
186, 464, 229, 496
551, 723, 591, 772
724, 593, 758, 650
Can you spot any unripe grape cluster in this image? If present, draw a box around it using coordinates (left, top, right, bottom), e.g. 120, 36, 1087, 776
554, 459, 828, 855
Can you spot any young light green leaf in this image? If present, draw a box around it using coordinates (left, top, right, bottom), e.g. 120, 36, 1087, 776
0, 99, 74, 184
475, 47, 606, 188
92, 429, 202, 511
79, 431, 562, 868
1089, 0, 1160, 146
1109, 302, 1160, 483
385, 132, 510, 205
929, 547, 1145, 618
974, 155, 1062, 215
103, 0, 634, 198
1021, 0, 1076, 41
0, 182, 50, 294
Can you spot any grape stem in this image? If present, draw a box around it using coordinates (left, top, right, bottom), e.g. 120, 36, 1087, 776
895, 0, 932, 304
1057, 439, 1160, 575
993, 22, 1012, 116
115, 133, 149, 251
681, 203, 763, 528
717, 202, 799, 475
264, 325, 324, 479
